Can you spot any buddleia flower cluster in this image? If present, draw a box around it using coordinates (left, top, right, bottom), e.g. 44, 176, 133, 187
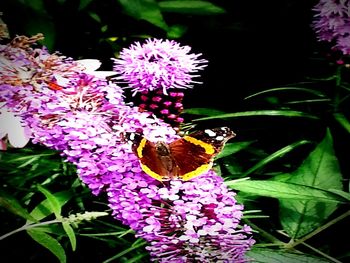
312, 0, 350, 55
0, 34, 254, 262
113, 38, 208, 130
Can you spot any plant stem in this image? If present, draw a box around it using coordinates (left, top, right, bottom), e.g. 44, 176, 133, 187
0, 219, 61, 240
301, 242, 343, 263
287, 210, 350, 248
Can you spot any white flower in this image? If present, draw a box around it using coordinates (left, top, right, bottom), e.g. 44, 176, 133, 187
77, 59, 116, 78
0, 106, 31, 150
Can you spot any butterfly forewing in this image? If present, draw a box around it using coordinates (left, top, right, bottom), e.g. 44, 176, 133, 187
131, 133, 169, 181
169, 138, 214, 180
189, 127, 236, 154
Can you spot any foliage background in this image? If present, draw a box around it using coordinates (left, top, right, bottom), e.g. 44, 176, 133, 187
1, 0, 350, 262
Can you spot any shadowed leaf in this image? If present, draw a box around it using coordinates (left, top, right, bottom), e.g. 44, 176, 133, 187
279, 129, 343, 238
27, 229, 66, 263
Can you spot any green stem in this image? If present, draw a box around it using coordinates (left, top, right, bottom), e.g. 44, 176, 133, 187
0, 219, 61, 241
243, 219, 285, 245
333, 65, 342, 112
287, 210, 350, 248
301, 242, 343, 263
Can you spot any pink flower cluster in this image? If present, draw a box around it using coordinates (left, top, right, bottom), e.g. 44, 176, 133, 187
112, 38, 208, 95
0, 36, 254, 262
312, 0, 350, 55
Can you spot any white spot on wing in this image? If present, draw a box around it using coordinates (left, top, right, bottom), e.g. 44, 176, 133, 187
204, 129, 216, 137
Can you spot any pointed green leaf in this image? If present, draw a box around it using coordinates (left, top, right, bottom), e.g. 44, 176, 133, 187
27, 229, 66, 263
242, 140, 311, 176
62, 222, 76, 251
328, 189, 350, 201
246, 248, 331, 263
117, 0, 169, 30
184, 107, 227, 116
159, 1, 225, 15
193, 110, 319, 121
244, 86, 326, 100
216, 141, 254, 159
88, 12, 102, 23
0, 190, 36, 221
279, 129, 343, 238
78, 0, 94, 10
226, 180, 344, 203
37, 185, 62, 218
334, 112, 350, 133
166, 24, 187, 38
29, 191, 72, 222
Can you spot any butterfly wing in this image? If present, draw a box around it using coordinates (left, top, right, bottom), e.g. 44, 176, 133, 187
188, 127, 235, 154
169, 127, 235, 180
131, 133, 169, 181
169, 137, 215, 180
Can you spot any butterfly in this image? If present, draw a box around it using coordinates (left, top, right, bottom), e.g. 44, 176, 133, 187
129, 127, 235, 181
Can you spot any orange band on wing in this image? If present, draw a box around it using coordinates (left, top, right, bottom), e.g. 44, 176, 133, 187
181, 162, 213, 181
136, 138, 147, 158
140, 163, 164, 181
183, 136, 215, 154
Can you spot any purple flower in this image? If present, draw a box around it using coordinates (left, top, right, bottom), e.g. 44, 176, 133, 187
108, 171, 255, 262
112, 39, 207, 128
112, 38, 208, 95
312, 0, 350, 55
1, 36, 254, 262
0, 37, 176, 195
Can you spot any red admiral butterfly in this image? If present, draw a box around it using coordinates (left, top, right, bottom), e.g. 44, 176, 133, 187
130, 127, 235, 181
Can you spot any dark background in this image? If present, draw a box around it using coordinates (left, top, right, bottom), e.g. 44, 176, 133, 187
1, 1, 350, 262
2, 0, 348, 176
1, 0, 321, 111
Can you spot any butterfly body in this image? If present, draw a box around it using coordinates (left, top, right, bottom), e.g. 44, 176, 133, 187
131, 127, 235, 181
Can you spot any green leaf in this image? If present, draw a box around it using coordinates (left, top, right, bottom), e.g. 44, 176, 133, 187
103, 239, 147, 263
193, 110, 319, 121
246, 248, 331, 263
24, 16, 55, 51
334, 112, 350, 133
27, 229, 66, 263
226, 180, 344, 203
23, 0, 47, 14
242, 140, 311, 176
184, 107, 227, 116
29, 191, 72, 222
37, 185, 62, 218
279, 129, 343, 238
8, 155, 41, 167
117, 0, 169, 30
215, 141, 254, 159
166, 24, 187, 38
62, 222, 76, 251
328, 189, 350, 201
244, 86, 326, 100
159, 1, 226, 15
0, 190, 36, 221
88, 12, 102, 23
79, 0, 94, 10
